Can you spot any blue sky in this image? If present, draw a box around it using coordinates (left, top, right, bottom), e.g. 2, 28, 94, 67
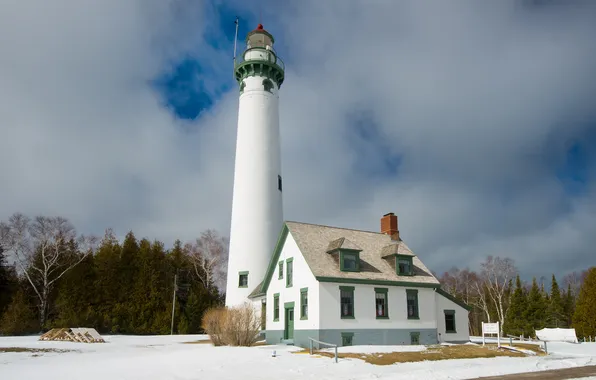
1, 0, 595, 281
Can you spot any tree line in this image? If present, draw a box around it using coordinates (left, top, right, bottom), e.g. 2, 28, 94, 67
1, 212, 594, 340
437, 256, 595, 339
0, 212, 228, 336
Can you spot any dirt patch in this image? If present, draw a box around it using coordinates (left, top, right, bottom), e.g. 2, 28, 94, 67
182, 340, 213, 345
0, 347, 75, 354
295, 344, 534, 365
181, 339, 268, 347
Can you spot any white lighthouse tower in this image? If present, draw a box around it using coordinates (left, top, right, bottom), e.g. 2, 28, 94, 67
225, 23, 285, 307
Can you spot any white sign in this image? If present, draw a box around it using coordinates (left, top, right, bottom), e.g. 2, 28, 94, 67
482, 322, 500, 334
481, 322, 501, 347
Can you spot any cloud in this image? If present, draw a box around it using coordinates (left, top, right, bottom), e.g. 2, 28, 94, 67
0, 0, 595, 279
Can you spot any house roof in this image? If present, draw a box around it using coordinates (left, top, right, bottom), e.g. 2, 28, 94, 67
284, 221, 439, 286
326, 237, 363, 252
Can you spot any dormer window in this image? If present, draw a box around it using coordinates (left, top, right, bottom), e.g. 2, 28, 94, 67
326, 238, 362, 273
340, 250, 360, 272
397, 255, 414, 276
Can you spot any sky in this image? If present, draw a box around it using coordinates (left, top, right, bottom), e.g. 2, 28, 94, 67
1, 0, 595, 281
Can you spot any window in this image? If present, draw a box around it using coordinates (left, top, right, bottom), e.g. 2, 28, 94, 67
286, 258, 293, 287
341, 332, 354, 346
375, 288, 388, 318
278, 261, 283, 279
238, 271, 248, 288
263, 78, 274, 93
397, 255, 413, 276
300, 288, 308, 320
340, 251, 360, 272
278, 175, 282, 192
410, 331, 420, 345
444, 310, 456, 333
340, 286, 355, 318
406, 289, 419, 319
273, 293, 279, 321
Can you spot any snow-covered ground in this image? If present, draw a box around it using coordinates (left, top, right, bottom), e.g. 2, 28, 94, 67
1, 334, 595, 380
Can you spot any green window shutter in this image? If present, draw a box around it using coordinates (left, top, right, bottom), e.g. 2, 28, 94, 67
341, 332, 354, 346
396, 255, 414, 276
300, 288, 308, 320
340, 286, 355, 319
406, 289, 419, 319
375, 287, 389, 319
340, 250, 360, 272
273, 293, 280, 321
278, 261, 283, 279
286, 258, 293, 288
238, 271, 249, 288
410, 331, 420, 345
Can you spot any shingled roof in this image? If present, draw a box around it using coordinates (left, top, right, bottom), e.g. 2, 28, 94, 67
250, 221, 441, 298
284, 221, 439, 286
326, 237, 363, 252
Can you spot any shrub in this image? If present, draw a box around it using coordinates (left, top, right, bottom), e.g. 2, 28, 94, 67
201, 302, 261, 347
201, 307, 228, 346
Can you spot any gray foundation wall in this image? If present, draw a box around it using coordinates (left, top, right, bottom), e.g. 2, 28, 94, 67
266, 328, 438, 349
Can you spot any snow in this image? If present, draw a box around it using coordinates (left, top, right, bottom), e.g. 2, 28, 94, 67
536, 327, 579, 343
1, 335, 596, 380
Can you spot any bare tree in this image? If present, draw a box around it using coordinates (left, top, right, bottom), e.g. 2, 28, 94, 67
479, 256, 517, 332
186, 230, 229, 292
0, 212, 97, 329
471, 277, 492, 323
562, 270, 588, 298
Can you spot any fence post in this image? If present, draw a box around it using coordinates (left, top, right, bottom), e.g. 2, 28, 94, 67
544, 341, 548, 354
309, 339, 313, 355
510, 337, 513, 347
334, 345, 338, 363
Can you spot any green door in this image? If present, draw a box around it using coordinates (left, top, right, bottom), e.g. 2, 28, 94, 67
284, 307, 294, 339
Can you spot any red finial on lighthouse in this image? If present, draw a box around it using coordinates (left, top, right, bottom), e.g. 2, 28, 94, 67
256, 23, 264, 30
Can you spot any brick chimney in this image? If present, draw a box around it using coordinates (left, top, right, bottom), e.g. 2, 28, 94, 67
381, 212, 400, 241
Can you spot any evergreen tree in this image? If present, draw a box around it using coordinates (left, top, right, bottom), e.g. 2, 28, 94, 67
178, 314, 189, 334
0, 247, 18, 316
117, 231, 140, 333
523, 277, 547, 336
94, 230, 123, 333
573, 267, 596, 339
52, 254, 98, 329
563, 283, 575, 327
185, 289, 207, 334
130, 239, 170, 334
0, 287, 38, 335
546, 274, 566, 328
503, 275, 527, 336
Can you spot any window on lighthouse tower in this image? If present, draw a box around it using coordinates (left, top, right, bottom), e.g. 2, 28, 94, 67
278, 175, 282, 192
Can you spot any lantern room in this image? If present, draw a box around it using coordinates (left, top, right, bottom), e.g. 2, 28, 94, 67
246, 24, 275, 49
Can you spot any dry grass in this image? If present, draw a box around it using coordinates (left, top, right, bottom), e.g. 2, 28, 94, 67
296, 344, 537, 365
0, 347, 74, 354
502, 343, 546, 356
182, 339, 214, 345
182, 339, 269, 347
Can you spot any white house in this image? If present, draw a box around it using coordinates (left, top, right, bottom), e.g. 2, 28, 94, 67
246, 213, 471, 348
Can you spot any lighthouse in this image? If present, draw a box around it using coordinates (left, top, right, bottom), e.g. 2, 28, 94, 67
225, 23, 285, 307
